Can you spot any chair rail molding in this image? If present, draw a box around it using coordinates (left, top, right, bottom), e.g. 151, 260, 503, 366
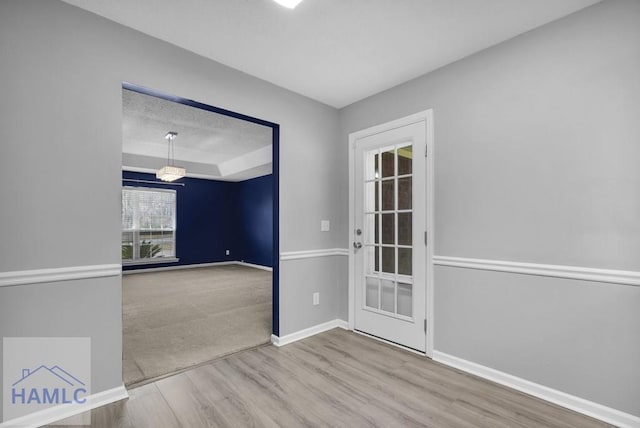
0, 264, 122, 288
433, 256, 640, 287
280, 248, 350, 261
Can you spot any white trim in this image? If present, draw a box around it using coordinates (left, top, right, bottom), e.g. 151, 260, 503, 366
279, 248, 349, 261
122, 261, 236, 275
348, 127, 355, 331
236, 261, 273, 272
0, 385, 128, 428
433, 255, 640, 287
348, 111, 433, 141
432, 351, 640, 428
122, 166, 270, 183
122, 257, 179, 266
122, 261, 273, 275
271, 319, 346, 347
347, 110, 435, 358
335, 319, 350, 330
424, 110, 435, 358
0, 264, 121, 288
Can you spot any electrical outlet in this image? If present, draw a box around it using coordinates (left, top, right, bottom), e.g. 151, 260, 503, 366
321, 220, 330, 232
313, 292, 320, 305
225, 250, 230, 256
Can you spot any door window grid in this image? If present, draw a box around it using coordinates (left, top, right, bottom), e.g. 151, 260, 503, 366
363, 143, 413, 320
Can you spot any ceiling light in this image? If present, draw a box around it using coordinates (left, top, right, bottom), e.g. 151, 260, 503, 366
273, 0, 303, 9
156, 131, 185, 182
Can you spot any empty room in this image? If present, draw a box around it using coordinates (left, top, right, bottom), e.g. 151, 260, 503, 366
0, 1, 638, 427
120, 86, 275, 386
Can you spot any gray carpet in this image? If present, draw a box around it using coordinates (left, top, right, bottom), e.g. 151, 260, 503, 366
123, 264, 272, 386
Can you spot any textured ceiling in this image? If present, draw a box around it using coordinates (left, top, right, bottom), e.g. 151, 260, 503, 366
63, 0, 600, 108
122, 89, 272, 181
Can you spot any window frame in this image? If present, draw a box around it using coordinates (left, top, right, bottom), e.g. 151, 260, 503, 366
121, 186, 179, 266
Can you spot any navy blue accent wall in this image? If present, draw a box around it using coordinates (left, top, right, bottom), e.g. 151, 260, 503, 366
122, 171, 272, 271
237, 175, 273, 267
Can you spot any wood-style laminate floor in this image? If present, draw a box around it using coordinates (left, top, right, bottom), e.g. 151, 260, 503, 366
49, 328, 611, 428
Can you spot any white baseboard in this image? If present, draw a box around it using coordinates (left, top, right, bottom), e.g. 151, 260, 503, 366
335, 319, 349, 330
236, 262, 273, 272
433, 351, 640, 428
122, 261, 236, 275
0, 385, 128, 428
271, 319, 348, 347
123, 261, 274, 275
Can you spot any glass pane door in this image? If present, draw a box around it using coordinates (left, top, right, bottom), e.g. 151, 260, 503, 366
362, 144, 413, 320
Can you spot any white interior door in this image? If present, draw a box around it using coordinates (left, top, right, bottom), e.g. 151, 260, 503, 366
353, 121, 427, 352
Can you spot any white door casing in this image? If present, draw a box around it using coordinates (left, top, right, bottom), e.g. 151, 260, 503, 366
348, 111, 434, 355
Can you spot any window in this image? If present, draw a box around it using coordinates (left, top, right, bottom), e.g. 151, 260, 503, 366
122, 187, 177, 264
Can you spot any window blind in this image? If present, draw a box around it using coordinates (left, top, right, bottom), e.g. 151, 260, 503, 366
122, 187, 176, 261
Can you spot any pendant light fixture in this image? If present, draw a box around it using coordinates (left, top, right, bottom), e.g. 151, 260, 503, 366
156, 131, 186, 182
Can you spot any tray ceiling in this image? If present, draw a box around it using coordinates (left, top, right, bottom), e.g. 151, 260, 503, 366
122, 89, 272, 182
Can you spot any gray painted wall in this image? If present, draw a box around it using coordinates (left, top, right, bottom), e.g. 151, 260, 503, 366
0, 0, 345, 417
435, 267, 640, 415
0, 277, 122, 416
279, 256, 347, 336
340, 0, 640, 417
2, 0, 639, 421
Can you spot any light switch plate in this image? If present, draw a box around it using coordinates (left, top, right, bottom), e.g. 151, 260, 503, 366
313, 292, 320, 305
320, 220, 330, 232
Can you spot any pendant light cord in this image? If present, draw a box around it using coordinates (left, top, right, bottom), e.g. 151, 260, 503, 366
165, 132, 177, 166
171, 137, 175, 166
167, 135, 171, 166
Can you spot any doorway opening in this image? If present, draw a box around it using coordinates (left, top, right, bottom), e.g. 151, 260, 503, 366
120, 82, 280, 386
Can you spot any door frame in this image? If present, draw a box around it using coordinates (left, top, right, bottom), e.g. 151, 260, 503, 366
348, 110, 434, 357
121, 81, 281, 336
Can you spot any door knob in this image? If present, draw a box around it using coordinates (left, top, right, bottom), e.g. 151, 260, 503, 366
353, 242, 362, 249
